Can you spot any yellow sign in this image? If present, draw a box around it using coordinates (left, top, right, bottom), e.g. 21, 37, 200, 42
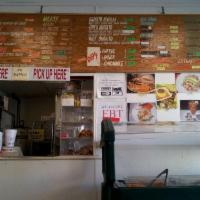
12, 67, 29, 80
192, 66, 200, 69
30, 129, 45, 141
153, 63, 170, 71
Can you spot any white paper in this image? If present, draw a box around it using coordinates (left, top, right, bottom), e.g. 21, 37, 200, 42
95, 100, 127, 143
155, 73, 175, 84
157, 109, 180, 122
127, 93, 156, 103
61, 98, 74, 106
80, 99, 92, 107
96, 73, 126, 98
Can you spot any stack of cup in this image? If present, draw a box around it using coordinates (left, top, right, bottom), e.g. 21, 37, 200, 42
4, 129, 17, 151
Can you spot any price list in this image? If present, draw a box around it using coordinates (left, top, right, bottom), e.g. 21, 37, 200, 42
87, 16, 140, 68
184, 16, 200, 59
0, 14, 73, 67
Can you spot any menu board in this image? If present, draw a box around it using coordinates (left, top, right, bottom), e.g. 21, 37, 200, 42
0, 14, 200, 73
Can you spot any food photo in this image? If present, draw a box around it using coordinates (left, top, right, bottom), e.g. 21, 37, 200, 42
127, 73, 155, 94
128, 102, 157, 123
176, 73, 200, 93
156, 84, 177, 110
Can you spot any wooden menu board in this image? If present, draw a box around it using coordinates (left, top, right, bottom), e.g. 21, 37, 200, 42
0, 14, 200, 73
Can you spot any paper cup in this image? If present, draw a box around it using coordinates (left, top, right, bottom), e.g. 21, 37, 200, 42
5, 129, 17, 149
0, 131, 3, 151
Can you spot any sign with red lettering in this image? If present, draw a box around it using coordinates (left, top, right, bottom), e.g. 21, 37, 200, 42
0, 65, 12, 80
95, 100, 127, 143
96, 100, 127, 123
87, 47, 100, 67
31, 67, 70, 81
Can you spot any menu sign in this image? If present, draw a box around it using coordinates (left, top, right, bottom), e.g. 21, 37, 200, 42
0, 14, 72, 67
87, 16, 140, 68
0, 14, 200, 73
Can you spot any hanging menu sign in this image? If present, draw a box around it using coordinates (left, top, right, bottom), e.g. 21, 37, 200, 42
0, 14, 72, 67
86, 16, 140, 68
0, 14, 199, 73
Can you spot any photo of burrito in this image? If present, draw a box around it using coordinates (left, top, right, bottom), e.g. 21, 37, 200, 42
127, 73, 155, 94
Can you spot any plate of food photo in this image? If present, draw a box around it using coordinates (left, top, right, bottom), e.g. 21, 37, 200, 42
176, 73, 200, 93
127, 73, 155, 94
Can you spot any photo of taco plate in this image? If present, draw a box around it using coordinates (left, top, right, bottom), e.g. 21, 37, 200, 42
127, 73, 155, 93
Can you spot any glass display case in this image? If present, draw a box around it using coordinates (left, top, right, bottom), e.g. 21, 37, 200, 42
55, 78, 94, 156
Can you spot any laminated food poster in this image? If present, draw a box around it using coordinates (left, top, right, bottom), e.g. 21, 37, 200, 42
96, 73, 126, 98
126, 73, 156, 103
176, 73, 200, 121
155, 73, 180, 121
128, 102, 157, 124
180, 100, 200, 122
176, 73, 200, 93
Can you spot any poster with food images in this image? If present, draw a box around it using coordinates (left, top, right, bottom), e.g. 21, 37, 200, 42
180, 100, 200, 121
128, 103, 156, 123
176, 73, 200, 93
155, 73, 180, 121
127, 73, 155, 94
156, 84, 177, 110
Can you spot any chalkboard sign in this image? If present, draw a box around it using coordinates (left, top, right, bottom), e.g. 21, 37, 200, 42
0, 14, 200, 73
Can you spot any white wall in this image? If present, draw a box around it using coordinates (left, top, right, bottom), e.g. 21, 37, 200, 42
0, 0, 199, 14
0, 159, 97, 200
